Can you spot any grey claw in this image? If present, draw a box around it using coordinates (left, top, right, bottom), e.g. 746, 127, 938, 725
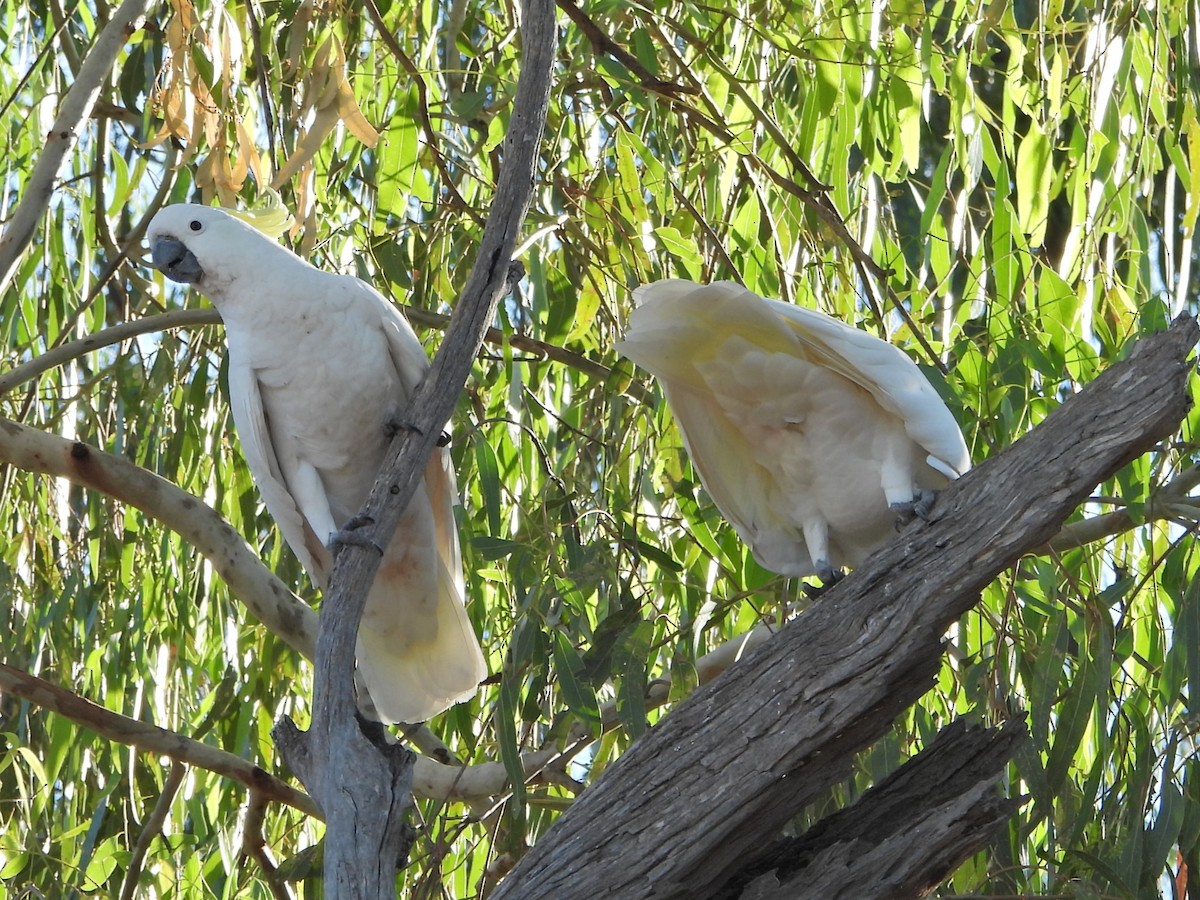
331, 515, 384, 556
891, 489, 937, 530
385, 418, 423, 439
802, 566, 844, 599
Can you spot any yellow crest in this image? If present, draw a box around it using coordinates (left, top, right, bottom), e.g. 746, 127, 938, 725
226, 190, 295, 241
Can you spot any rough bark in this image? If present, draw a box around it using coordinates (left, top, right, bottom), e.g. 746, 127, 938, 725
725, 718, 1028, 899
491, 316, 1197, 900
270, 1, 558, 896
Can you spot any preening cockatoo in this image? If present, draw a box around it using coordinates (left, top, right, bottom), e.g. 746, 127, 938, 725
616, 279, 971, 584
146, 203, 486, 722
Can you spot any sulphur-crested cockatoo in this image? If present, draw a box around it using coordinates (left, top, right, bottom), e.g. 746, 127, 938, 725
616, 279, 971, 584
146, 203, 486, 722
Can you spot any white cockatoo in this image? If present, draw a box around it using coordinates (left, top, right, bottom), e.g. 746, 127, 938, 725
146, 203, 486, 722
616, 279, 971, 584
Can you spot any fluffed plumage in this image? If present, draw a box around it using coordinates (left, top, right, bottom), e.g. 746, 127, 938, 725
147, 203, 486, 722
616, 279, 971, 582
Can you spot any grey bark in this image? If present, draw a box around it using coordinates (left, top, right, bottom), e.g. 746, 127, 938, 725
491, 316, 1198, 900
727, 718, 1028, 899
271, 0, 558, 897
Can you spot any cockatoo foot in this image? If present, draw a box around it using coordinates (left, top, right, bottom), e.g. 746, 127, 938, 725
890, 489, 937, 530
384, 418, 450, 446
330, 514, 385, 556
384, 417, 422, 438
802, 564, 844, 598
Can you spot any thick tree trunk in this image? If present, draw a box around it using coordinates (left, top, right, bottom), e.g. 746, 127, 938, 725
492, 316, 1197, 899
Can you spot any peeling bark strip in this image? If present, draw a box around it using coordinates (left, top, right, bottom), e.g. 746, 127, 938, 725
270, 0, 558, 896
493, 316, 1197, 900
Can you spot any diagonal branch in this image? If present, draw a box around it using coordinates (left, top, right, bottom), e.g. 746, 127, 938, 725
0, 417, 320, 658
724, 718, 1029, 898
492, 316, 1197, 899
0, 662, 320, 818
0, 0, 151, 294
0, 309, 220, 398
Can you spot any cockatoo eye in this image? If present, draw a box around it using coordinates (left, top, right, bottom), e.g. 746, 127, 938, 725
189, 220, 203, 232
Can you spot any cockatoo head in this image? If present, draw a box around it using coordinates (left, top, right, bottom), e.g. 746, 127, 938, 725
147, 203, 293, 296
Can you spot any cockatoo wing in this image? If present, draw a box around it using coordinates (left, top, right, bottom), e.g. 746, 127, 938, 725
637, 280, 971, 481
756, 289, 971, 479
617, 279, 971, 579
654, 380, 818, 575
618, 281, 817, 573
359, 290, 487, 722
226, 358, 334, 582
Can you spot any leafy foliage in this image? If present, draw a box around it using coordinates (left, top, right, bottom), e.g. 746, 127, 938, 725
1, 0, 1198, 896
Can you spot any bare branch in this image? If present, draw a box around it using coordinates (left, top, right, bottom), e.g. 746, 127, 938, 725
1048, 462, 1200, 552
724, 718, 1028, 898
120, 761, 187, 900
0, 0, 151, 294
243, 791, 297, 900
0, 662, 320, 818
0, 418, 320, 659
272, 0, 558, 892
0, 301, 644, 403
0, 309, 221, 398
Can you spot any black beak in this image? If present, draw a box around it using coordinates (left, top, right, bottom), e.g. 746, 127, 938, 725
151, 237, 204, 284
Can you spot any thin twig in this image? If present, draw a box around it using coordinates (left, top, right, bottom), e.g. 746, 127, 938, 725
120, 760, 186, 900
243, 791, 296, 900
0, 301, 647, 403
555, 0, 694, 96
0, 308, 219, 397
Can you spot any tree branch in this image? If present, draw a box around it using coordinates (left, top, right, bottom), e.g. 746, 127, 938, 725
722, 718, 1029, 898
0, 662, 320, 818
0, 418, 320, 658
491, 315, 1197, 899
0, 308, 220, 398
0, 301, 645, 402
0, 0, 150, 294
120, 760, 187, 900
271, 0, 558, 893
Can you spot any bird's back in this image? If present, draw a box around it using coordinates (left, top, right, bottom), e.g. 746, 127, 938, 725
618, 279, 970, 578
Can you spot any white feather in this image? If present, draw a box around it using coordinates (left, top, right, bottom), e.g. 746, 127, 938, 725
617, 279, 971, 579
147, 204, 486, 722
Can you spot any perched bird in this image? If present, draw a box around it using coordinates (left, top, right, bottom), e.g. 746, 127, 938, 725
616, 279, 971, 584
147, 203, 486, 722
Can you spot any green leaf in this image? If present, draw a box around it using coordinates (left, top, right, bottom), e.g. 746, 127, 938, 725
473, 436, 503, 537
551, 630, 601, 724
613, 620, 654, 739
1015, 119, 1053, 245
